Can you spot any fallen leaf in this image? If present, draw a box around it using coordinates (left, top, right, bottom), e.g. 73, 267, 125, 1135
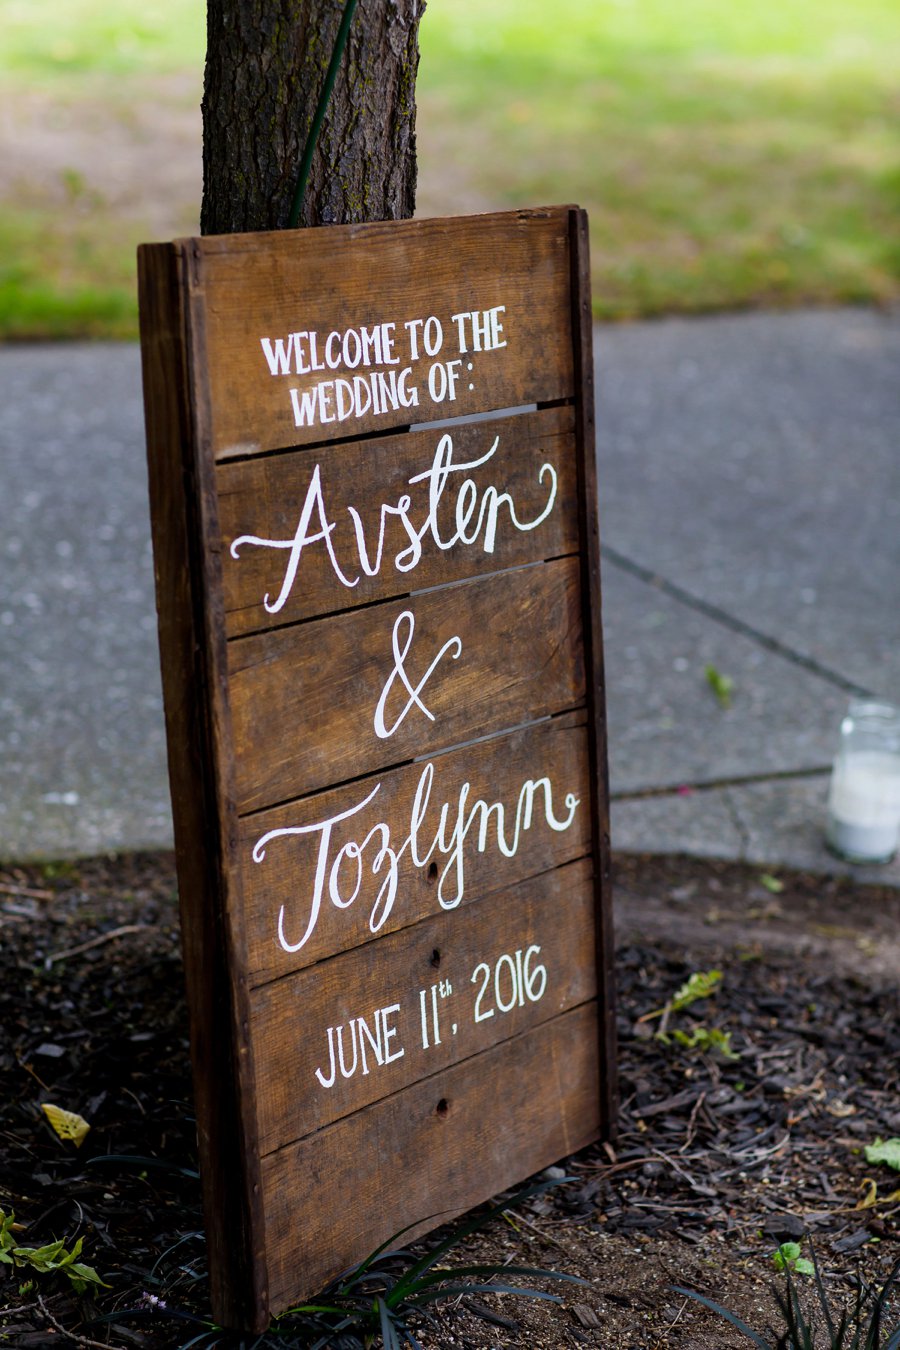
864, 1138, 900, 1172
857, 1178, 878, 1209
41, 1104, 90, 1148
826, 1100, 857, 1119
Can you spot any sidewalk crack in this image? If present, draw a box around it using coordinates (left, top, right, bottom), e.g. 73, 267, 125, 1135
601, 544, 875, 699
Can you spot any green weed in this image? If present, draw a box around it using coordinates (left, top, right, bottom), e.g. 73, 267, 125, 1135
670, 1025, 739, 1060
706, 665, 735, 710
773, 1242, 815, 1278
642, 968, 724, 1022
0, 1207, 108, 1295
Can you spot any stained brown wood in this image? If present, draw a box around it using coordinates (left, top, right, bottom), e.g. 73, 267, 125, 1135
251, 858, 595, 1153
178, 210, 575, 457
228, 557, 585, 812
261, 1001, 601, 1315
239, 712, 592, 983
217, 405, 578, 635
137, 245, 268, 1330
138, 207, 613, 1332
568, 209, 619, 1137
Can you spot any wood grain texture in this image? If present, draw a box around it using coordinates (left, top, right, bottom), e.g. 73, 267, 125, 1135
139, 208, 614, 1332
250, 858, 595, 1153
240, 712, 591, 983
261, 1000, 601, 1314
568, 209, 619, 1137
228, 557, 585, 812
217, 405, 577, 635
188, 209, 575, 457
138, 243, 268, 1331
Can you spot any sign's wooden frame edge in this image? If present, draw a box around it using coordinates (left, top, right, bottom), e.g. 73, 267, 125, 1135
138, 205, 617, 1334
140, 238, 267, 1329
567, 206, 618, 1148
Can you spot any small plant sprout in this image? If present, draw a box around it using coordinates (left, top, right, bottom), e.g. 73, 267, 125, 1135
705, 664, 734, 709
671, 1025, 739, 1060
772, 1242, 814, 1277
640, 968, 723, 1023
638, 969, 738, 1061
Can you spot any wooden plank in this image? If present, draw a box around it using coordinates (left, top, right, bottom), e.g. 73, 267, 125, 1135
228, 557, 585, 812
139, 208, 614, 1333
251, 858, 595, 1153
137, 243, 268, 1331
184, 208, 576, 457
568, 209, 619, 1137
217, 405, 578, 635
261, 1001, 601, 1314
239, 712, 592, 983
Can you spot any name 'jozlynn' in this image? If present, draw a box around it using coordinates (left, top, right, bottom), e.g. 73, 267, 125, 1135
252, 757, 581, 955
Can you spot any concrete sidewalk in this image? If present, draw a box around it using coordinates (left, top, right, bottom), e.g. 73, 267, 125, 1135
1, 309, 898, 882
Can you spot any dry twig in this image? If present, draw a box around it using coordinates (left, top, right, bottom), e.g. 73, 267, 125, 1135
37, 1293, 117, 1349
45, 925, 150, 968
0, 881, 55, 901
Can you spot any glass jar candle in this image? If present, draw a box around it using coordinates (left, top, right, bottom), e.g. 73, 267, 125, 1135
827, 700, 900, 864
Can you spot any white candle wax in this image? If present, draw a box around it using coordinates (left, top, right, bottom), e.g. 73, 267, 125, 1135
827, 749, 900, 862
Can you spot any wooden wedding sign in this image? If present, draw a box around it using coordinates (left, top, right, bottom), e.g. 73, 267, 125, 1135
138, 205, 616, 1332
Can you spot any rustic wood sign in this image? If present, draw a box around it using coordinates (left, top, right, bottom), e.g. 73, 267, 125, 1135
138, 205, 616, 1332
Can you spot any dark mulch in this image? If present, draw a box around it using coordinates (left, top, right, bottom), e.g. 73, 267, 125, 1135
1, 851, 899, 1348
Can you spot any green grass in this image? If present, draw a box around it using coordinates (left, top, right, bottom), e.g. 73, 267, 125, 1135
418, 0, 900, 318
0, 212, 137, 340
0, 0, 898, 337
0, 0, 204, 79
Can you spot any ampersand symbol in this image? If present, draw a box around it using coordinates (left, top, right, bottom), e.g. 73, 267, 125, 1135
373, 610, 462, 740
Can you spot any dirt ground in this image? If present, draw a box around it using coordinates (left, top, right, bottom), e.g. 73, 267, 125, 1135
1, 851, 899, 1349
0, 76, 202, 237
0, 74, 490, 266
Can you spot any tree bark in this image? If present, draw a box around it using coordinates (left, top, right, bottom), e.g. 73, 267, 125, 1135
201, 0, 423, 235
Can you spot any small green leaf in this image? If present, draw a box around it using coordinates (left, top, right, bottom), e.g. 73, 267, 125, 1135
15, 1239, 66, 1271
759, 873, 784, 893
0, 1209, 19, 1251
671, 1025, 738, 1060
65, 1260, 110, 1293
773, 1242, 802, 1270
865, 1138, 900, 1171
705, 665, 734, 709
56, 1236, 84, 1267
671, 969, 722, 1011
771, 1243, 814, 1277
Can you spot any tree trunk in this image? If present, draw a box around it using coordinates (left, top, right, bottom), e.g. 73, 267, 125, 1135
201, 0, 424, 235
